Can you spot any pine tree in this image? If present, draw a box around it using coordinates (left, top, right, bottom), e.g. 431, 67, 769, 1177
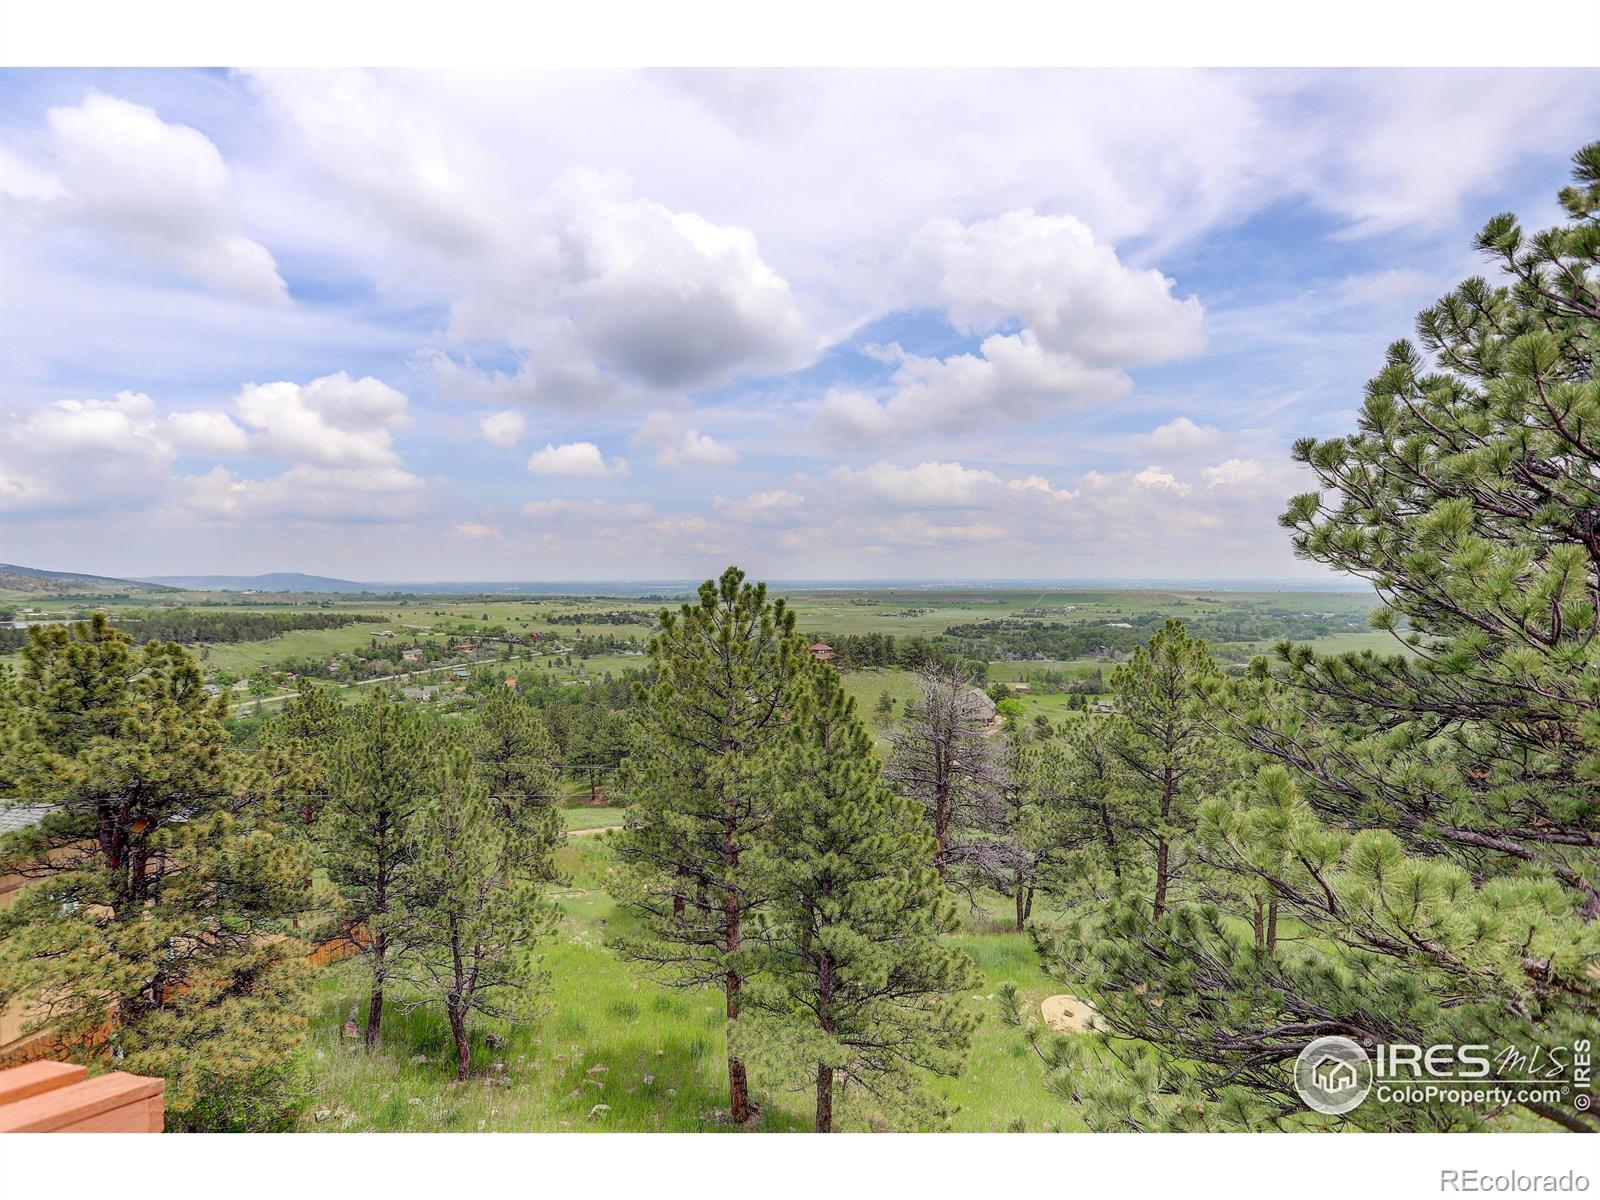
0, 615, 313, 1129
318, 688, 432, 1048
746, 662, 977, 1131
610, 566, 804, 1123
873, 691, 896, 727
395, 735, 558, 1080
265, 677, 345, 829
1104, 620, 1225, 919
468, 685, 562, 882
1030, 145, 1600, 1133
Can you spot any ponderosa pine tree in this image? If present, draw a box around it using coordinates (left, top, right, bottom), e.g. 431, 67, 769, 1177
1030, 144, 1600, 1133
611, 566, 805, 1123
745, 661, 977, 1131
468, 685, 562, 883
395, 735, 558, 1080
0, 615, 313, 1129
1104, 620, 1225, 920
1031, 713, 1128, 896
266, 677, 345, 829
319, 688, 432, 1048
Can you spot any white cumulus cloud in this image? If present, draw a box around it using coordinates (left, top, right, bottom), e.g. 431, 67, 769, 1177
526, 441, 629, 477
22, 92, 288, 304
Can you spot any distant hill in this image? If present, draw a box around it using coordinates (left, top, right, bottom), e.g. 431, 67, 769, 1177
0, 563, 177, 595
137, 571, 374, 593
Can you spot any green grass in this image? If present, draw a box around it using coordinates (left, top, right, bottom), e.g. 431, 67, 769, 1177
562, 806, 628, 832
297, 839, 1087, 1132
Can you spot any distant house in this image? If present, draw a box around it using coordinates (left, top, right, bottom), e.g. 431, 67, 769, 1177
401, 648, 423, 663
504, 678, 518, 690
401, 686, 438, 702
1091, 700, 1120, 714
809, 641, 835, 662
202, 683, 222, 697
232, 680, 250, 692
1106, 622, 1133, 629
1011, 682, 1031, 692
452, 667, 470, 679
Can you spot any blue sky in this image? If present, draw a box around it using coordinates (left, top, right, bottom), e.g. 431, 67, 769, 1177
1, 68, 1595, 581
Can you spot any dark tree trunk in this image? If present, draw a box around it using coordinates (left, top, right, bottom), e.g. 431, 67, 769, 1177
365, 930, 386, 1048
1153, 838, 1170, 920
815, 1063, 834, 1133
1014, 882, 1027, 931
1252, 897, 1265, 947
1024, 886, 1035, 920
814, 943, 836, 1132
722, 819, 750, 1124
1098, 804, 1121, 877
1266, 898, 1279, 954
449, 1005, 471, 1081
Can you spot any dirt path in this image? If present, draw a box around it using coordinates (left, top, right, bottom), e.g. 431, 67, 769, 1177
568, 824, 622, 837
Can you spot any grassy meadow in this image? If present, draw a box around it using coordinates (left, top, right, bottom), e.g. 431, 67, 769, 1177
298, 839, 1072, 1133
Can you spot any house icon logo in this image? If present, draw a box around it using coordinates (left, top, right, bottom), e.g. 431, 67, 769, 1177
1294, 1035, 1372, 1115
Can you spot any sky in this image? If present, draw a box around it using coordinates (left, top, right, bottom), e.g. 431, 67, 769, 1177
1, 68, 1595, 582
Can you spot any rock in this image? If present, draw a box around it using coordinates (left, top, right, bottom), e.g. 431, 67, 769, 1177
313, 1106, 332, 1122
665, 1088, 677, 1099
642, 1074, 655, 1085
586, 1063, 609, 1074
1040, 994, 1102, 1033
587, 1103, 611, 1121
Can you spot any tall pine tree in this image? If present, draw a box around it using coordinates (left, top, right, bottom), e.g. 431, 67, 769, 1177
318, 688, 432, 1048
0, 616, 313, 1129
396, 734, 558, 1080
611, 567, 804, 1123
745, 661, 977, 1131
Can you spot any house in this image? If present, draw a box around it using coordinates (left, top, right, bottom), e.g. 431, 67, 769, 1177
1091, 700, 1120, 714
202, 683, 222, 697
809, 641, 835, 662
504, 678, 518, 690
1011, 682, 1031, 692
401, 686, 438, 703
452, 667, 470, 679
1106, 621, 1133, 629
232, 680, 250, 692
401, 648, 423, 663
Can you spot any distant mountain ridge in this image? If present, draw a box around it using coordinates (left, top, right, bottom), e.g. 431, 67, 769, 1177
0, 563, 176, 595
137, 572, 373, 592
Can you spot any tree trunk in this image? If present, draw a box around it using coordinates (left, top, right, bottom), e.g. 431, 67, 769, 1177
1014, 882, 1027, 931
722, 820, 750, 1124
1252, 897, 1264, 947
1024, 886, 1035, 920
815, 1063, 834, 1133
364, 931, 386, 1048
1266, 898, 1279, 954
449, 1005, 471, 1081
1153, 838, 1170, 920
815, 944, 836, 1132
